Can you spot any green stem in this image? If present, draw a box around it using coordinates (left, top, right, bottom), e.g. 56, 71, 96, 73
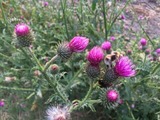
20, 47, 33, 65
108, 0, 131, 34
43, 55, 58, 72
60, 0, 69, 40
80, 0, 83, 24
0, 53, 10, 60
126, 102, 136, 120
102, 0, 107, 39
0, 85, 55, 92
21, 48, 67, 102
66, 64, 84, 90
151, 63, 160, 74
0, 1, 8, 27
0, 85, 34, 92
69, 81, 94, 112
137, 20, 155, 48
28, 47, 44, 71
143, 53, 146, 67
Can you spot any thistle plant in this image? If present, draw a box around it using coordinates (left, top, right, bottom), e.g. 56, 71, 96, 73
0, 0, 160, 120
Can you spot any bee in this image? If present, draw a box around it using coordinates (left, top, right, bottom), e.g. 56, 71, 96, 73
99, 51, 124, 88
104, 51, 124, 69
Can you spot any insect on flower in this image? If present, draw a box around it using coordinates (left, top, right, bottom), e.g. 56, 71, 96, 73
99, 51, 124, 88
104, 51, 124, 69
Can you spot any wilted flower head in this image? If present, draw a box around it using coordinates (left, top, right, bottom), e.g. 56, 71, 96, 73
114, 56, 136, 77
4, 76, 16, 83
140, 38, 147, 46
69, 36, 89, 52
14, 23, 30, 36
0, 100, 4, 107
87, 46, 104, 65
46, 105, 70, 120
101, 41, 111, 51
106, 89, 119, 102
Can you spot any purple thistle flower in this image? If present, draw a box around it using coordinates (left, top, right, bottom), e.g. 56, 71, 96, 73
43, 1, 49, 7
69, 36, 89, 53
46, 105, 70, 120
110, 36, 116, 41
0, 100, 4, 107
156, 48, 160, 54
14, 23, 34, 47
101, 41, 111, 51
14, 23, 30, 36
114, 56, 136, 77
140, 38, 147, 46
106, 89, 119, 102
120, 14, 125, 20
87, 46, 104, 65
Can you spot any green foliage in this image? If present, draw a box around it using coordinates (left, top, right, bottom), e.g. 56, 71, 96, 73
0, 0, 160, 120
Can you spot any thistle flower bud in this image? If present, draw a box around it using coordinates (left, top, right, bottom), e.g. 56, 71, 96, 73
101, 41, 111, 51
46, 105, 70, 120
86, 63, 100, 78
99, 88, 120, 109
43, 1, 49, 7
110, 36, 115, 41
145, 49, 150, 55
106, 89, 119, 102
127, 49, 132, 55
120, 14, 125, 20
49, 64, 59, 74
14, 23, 34, 47
57, 42, 72, 61
103, 68, 118, 83
87, 46, 104, 65
34, 70, 41, 76
69, 36, 89, 53
140, 38, 147, 46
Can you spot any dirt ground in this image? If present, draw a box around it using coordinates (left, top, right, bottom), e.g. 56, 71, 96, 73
122, 0, 160, 39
